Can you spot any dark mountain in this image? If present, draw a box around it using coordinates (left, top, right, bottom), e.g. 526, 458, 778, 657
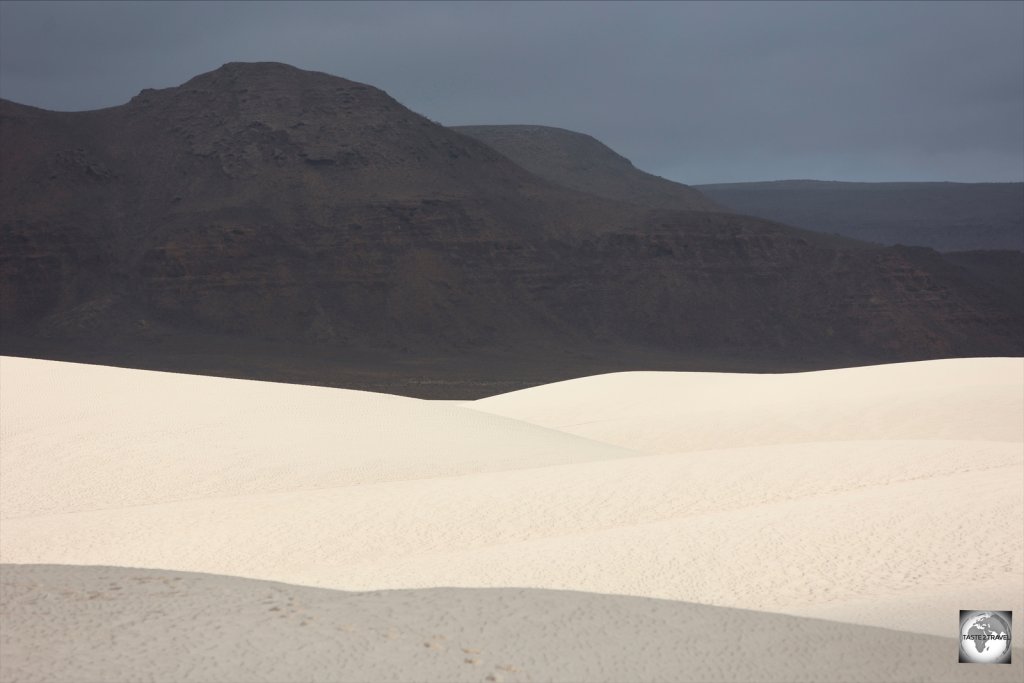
942, 250, 1024, 313
696, 180, 1024, 252
1, 63, 1021, 397
452, 124, 722, 212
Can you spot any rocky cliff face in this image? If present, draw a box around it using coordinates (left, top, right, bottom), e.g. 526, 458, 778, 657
1, 63, 1020, 389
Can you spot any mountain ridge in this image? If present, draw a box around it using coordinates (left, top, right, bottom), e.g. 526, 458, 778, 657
1, 62, 1021, 396
697, 180, 1024, 251
452, 123, 723, 213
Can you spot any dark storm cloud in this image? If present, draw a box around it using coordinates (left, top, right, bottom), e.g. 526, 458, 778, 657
1, 0, 1021, 183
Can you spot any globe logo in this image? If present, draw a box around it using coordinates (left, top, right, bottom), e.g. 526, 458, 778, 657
959, 610, 1012, 664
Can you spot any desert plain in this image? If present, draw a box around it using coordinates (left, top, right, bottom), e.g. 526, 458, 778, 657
1, 354, 1022, 682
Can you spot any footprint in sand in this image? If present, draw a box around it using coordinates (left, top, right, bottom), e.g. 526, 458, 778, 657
423, 634, 447, 650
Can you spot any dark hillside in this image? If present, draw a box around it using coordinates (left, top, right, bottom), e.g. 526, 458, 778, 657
2, 64, 1020, 396
453, 124, 722, 212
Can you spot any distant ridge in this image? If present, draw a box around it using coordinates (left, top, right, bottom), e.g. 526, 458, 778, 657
697, 180, 1024, 251
452, 124, 722, 212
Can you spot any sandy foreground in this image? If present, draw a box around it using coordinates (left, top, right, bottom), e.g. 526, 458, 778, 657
3, 564, 1021, 683
1, 355, 1022, 681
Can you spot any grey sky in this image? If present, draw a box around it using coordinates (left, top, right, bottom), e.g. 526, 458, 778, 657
1, 0, 1021, 184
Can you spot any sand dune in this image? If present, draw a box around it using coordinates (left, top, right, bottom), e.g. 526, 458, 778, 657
0, 356, 634, 519
3, 565, 1021, 683
469, 358, 1024, 452
3, 439, 1020, 638
1, 356, 1022, 680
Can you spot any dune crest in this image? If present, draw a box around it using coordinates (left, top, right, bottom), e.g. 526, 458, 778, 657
468, 357, 1024, 452
0, 356, 634, 519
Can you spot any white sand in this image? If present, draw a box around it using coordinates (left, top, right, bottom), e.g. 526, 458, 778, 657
469, 358, 1024, 452
1, 356, 634, 519
1, 355, 1022, 681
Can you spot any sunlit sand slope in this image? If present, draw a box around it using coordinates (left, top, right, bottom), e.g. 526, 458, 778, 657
3, 565, 1020, 683
468, 358, 1024, 453
4, 439, 1017, 637
0, 356, 634, 519
1, 356, 1020, 643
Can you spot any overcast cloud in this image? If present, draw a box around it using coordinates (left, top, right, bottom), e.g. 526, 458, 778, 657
1, 0, 1021, 184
